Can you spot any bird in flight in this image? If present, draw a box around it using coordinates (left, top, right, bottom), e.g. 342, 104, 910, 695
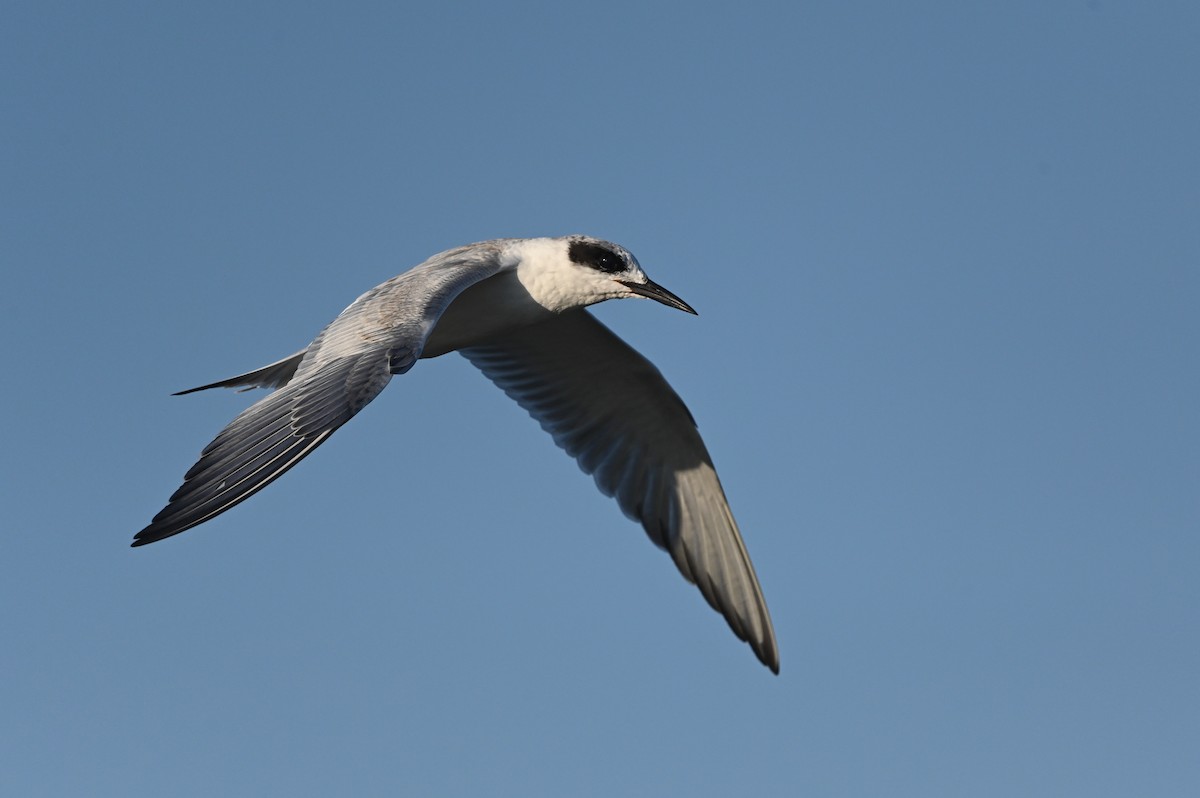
134, 236, 778, 672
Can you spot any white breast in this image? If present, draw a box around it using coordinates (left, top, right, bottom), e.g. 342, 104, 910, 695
422, 268, 557, 358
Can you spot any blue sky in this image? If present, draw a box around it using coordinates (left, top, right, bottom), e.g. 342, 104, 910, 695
2, 1, 1197, 795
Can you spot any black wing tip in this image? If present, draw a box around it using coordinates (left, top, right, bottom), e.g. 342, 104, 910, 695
751, 622, 781, 674
732, 606, 780, 674
739, 619, 780, 674
759, 645, 781, 675
131, 516, 195, 547
130, 526, 172, 547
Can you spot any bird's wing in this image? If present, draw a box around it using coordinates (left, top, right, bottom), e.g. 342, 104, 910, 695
460, 309, 779, 672
133, 245, 507, 547
132, 352, 394, 546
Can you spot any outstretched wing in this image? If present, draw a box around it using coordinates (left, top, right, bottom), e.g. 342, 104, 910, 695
133, 243, 508, 547
460, 309, 779, 672
132, 352, 392, 545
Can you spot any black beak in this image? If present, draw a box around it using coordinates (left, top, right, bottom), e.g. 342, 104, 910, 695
616, 278, 698, 315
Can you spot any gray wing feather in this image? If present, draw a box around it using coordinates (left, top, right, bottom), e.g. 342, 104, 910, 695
134, 242, 508, 547
132, 352, 391, 546
461, 309, 779, 672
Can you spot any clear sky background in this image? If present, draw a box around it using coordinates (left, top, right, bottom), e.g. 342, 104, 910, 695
3, 2, 1197, 796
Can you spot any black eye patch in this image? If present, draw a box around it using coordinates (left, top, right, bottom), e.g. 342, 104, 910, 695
568, 241, 626, 274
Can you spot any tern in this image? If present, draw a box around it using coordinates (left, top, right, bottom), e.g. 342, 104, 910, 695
133, 236, 779, 672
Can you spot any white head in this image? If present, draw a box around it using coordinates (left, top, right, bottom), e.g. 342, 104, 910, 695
505, 235, 697, 316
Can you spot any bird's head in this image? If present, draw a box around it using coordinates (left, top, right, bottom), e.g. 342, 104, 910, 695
508, 235, 697, 315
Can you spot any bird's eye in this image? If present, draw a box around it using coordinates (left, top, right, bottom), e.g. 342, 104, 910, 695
568, 241, 625, 274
